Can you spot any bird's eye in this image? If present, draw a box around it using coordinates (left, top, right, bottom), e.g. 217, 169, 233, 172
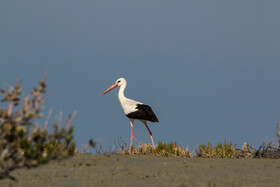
117, 80, 121, 83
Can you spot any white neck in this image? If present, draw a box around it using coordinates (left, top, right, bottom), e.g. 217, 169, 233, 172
117, 81, 142, 115
118, 82, 127, 102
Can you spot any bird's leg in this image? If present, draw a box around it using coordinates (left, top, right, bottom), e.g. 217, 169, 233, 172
129, 120, 134, 153
144, 122, 155, 150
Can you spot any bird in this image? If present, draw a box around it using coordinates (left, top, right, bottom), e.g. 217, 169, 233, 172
101, 78, 159, 152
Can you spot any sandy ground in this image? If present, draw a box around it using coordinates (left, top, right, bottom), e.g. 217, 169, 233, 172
1, 154, 280, 187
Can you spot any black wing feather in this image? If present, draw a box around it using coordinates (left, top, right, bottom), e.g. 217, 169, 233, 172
126, 104, 159, 122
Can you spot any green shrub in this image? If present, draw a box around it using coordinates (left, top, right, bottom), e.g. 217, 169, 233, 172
0, 73, 76, 180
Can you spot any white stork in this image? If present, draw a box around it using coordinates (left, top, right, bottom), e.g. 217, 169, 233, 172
102, 78, 159, 151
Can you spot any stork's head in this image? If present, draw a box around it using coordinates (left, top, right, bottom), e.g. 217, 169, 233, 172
115, 78, 126, 87
102, 78, 126, 95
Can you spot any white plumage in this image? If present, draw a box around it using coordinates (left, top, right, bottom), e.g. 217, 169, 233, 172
117, 78, 143, 115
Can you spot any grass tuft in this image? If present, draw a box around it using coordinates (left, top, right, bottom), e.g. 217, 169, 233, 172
196, 140, 254, 158
125, 141, 192, 157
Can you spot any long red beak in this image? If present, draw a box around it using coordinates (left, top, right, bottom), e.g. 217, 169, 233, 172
102, 83, 118, 95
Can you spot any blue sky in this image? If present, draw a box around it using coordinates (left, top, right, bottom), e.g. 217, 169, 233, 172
1, 1, 280, 150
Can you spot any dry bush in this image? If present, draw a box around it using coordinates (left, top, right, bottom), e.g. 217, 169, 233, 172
0, 73, 76, 180
254, 123, 280, 158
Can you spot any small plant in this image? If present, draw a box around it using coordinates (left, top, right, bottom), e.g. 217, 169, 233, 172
126, 141, 192, 157
135, 143, 154, 155
0, 73, 77, 180
156, 141, 192, 157
80, 139, 96, 154
196, 140, 254, 158
237, 142, 254, 158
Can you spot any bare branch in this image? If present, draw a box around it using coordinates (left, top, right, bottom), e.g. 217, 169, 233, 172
65, 110, 77, 129
43, 107, 53, 129
43, 88, 56, 102
43, 70, 48, 82
7, 101, 14, 117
